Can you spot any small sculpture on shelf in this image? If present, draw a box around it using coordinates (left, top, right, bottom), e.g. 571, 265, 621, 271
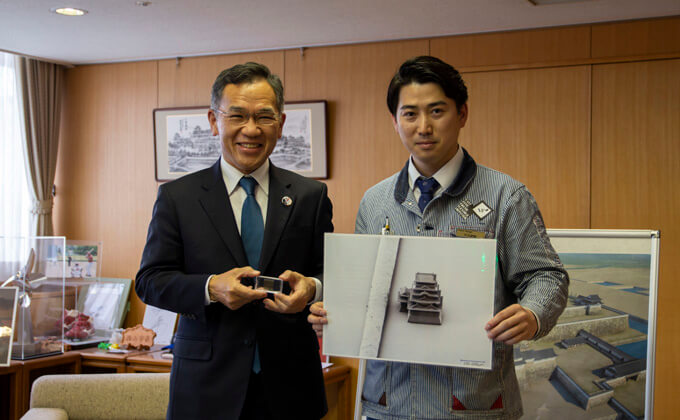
121, 324, 156, 350
1, 248, 38, 348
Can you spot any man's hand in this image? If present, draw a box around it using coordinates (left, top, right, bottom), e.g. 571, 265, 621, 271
307, 302, 327, 337
209, 267, 267, 310
485, 304, 538, 345
263, 270, 315, 314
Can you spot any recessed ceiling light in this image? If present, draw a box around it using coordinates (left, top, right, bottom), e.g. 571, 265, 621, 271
51, 7, 88, 16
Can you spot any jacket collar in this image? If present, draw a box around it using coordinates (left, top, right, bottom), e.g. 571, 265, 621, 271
199, 159, 248, 267
198, 159, 295, 273
394, 147, 477, 204
259, 164, 295, 273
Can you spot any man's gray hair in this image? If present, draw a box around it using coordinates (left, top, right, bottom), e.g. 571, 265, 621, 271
210, 62, 284, 112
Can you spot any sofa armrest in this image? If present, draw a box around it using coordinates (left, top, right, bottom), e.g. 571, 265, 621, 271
21, 408, 68, 420
29, 373, 169, 420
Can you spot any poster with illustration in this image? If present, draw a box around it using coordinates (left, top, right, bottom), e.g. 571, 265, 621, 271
518, 230, 659, 420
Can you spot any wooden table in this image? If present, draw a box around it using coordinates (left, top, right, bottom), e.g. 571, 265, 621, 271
79, 345, 165, 373
322, 365, 352, 420
78, 347, 130, 373
0, 361, 23, 420
126, 350, 172, 373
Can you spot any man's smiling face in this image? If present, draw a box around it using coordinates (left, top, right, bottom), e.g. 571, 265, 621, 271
392, 82, 467, 177
208, 79, 286, 174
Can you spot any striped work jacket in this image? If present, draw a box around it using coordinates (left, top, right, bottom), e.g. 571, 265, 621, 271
358, 148, 569, 420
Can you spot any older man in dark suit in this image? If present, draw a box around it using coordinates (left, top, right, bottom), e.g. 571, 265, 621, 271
136, 62, 333, 420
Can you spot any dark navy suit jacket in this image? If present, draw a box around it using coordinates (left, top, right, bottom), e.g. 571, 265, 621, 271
136, 159, 333, 419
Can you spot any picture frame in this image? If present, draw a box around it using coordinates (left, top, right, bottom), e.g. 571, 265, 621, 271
153, 101, 328, 181
77, 277, 132, 332
0, 287, 18, 367
153, 106, 217, 182
45, 240, 102, 279
142, 304, 178, 345
271, 101, 328, 179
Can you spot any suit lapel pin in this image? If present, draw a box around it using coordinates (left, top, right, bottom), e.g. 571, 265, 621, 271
281, 196, 293, 207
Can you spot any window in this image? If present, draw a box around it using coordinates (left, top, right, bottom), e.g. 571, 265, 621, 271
0, 52, 31, 238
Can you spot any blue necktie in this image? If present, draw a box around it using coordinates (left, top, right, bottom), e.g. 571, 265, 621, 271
239, 177, 264, 269
239, 176, 264, 373
415, 177, 440, 212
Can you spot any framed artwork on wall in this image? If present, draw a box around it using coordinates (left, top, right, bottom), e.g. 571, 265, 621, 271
270, 101, 327, 179
153, 106, 217, 182
153, 101, 328, 181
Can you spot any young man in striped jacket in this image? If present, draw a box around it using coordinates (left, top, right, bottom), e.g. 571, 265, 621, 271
310, 56, 569, 419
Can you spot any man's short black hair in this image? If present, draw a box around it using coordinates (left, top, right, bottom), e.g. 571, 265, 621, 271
387, 56, 468, 116
211, 62, 284, 112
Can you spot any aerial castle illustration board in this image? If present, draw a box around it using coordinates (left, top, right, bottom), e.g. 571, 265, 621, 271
517, 230, 659, 420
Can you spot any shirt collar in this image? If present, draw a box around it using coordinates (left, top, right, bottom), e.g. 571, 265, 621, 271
407, 145, 464, 192
220, 157, 270, 196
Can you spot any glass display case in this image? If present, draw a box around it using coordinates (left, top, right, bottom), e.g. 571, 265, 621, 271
0, 236, 66, 360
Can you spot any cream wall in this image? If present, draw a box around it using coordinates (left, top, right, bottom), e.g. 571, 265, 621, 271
54, 17, 680, 418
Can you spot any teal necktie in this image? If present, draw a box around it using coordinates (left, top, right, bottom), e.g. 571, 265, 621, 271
239, 176, 263, 373
239, 177, 264, 269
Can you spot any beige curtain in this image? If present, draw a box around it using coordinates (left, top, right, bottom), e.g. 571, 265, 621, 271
15, 56, 65, 236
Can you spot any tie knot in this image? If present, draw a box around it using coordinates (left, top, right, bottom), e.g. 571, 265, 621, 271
239, 177, 258, 196
415, 177, 440, 195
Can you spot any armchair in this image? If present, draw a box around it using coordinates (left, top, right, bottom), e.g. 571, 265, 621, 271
21, 373, 169, 420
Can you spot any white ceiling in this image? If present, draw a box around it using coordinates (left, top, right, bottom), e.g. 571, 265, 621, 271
1, 0, 679, 66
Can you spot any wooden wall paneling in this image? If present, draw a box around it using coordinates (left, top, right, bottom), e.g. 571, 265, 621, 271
55, 61, 159, 327
431, 25, 590, 69
157, 52, 285, 108
459, 66, 591, 229
591, 16, 680, 59
284, 39, 429, 417
591, 58, 680, 419
284, 40, 428, 234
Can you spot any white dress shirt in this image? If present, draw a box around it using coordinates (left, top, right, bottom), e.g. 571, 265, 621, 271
205, 157, 322, 304
407, 145, 464, 202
